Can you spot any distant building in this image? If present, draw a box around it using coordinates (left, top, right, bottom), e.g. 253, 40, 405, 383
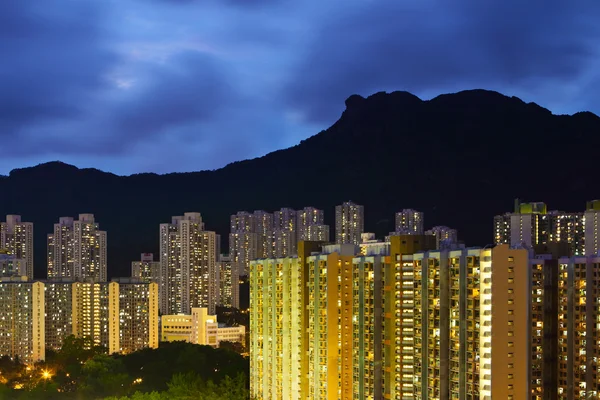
0, 215, 34, 279
394, 209, 424, 234
216, 254, 239, 309
159, 213, 217, 314
335, 201, 364, 245
0, 251, 26, 277
494, 199, 589, 255
584, 200, 600, 256
273, 208, 297, 258
297, 207, 329, 242
47, 214, 107, 281
131, 253, 160, 283
425, 225, 459, 248
229, 211, 259, 276
161, 307, 245, 348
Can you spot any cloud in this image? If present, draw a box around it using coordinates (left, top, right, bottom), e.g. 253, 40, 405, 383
284, 0, 600, 123
1, 0, 599, 176
0, 0, 116, 133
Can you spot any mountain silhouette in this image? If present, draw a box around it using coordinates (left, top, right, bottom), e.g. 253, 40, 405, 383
1, 89, 598, 281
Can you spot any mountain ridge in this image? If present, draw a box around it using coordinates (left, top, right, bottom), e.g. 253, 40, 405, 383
1, 88, 599, 282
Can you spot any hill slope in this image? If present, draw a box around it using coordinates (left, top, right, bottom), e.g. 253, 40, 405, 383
1, 89, 599, 279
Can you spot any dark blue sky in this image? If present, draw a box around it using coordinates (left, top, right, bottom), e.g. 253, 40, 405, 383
2, 0, 599, 175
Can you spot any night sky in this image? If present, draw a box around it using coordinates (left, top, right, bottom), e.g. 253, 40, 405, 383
2, 0, 599, 175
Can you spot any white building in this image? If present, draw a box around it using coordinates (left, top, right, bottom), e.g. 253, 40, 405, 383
335, 201, 364, 245
0, 215, 34, 279
161, 307, 245, 348
159, 213, 217, 315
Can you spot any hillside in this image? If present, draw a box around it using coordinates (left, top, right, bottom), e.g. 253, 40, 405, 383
1, 89, 599, 280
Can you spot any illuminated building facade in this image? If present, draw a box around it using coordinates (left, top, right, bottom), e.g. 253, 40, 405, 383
0, 280, 45, 363
425, 225, 459, 249
335, 202, 364, 245
273, 208, 297, 257
161, 307, 244, 347
557, 255, 600, 399
584, 200, 600, 256
47, 217, 75, 278
493, 200, 600, 256
249, 241, 322, 400
216, 254, 239, 309
47, 215, 107, 280
159, 213, 217, 314
131, 253, 160, 283
229, 211, 259, 276
307, 244, 357, 400
297, 207, 329, 242
44, 280, 74, 351
115, 279, 159, 354
394, 209, 424, 235
0, 215, 34, 279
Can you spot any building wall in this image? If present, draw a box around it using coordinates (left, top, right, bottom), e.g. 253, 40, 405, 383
45, 282, 73, 351
0, 281, 45, 363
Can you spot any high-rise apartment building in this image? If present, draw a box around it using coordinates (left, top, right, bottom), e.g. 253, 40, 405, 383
557, 255, 600, 399
494, 200, 593, 256
230, 211, 259, 277
45, 279, 158, 354
44, 279, 74, 351
114, 278, 159, 354
297, 207, 329, 242
394, 209, 424, 235
71, 281, 116, 351
584, 200, 600, 256
273, 208, 297, 258
425, 225, 459, 248
0, 279, 45, 363
250, 241, 323, 400
0, 215, 34, 279
159, 213, 217, 314
216, 254, 239, 309
48, 214, 107, 281
251, 232, 567, 399
253, 210, 274, 258
131, 253, 160, 283
47, 217, 74, 278
335, 202, 364, 245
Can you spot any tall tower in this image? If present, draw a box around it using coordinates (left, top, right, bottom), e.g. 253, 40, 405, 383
229, 211, 258, 277
73, 214, 107, 281
159, 213, 217, 315
48, 217, 75, 278
335, 201, 364, 245
584, 200, 600, 256
297, 207, 330, 242
48, 215, 106, 280
273, 208, 297, 258
0, 215, 34, 279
